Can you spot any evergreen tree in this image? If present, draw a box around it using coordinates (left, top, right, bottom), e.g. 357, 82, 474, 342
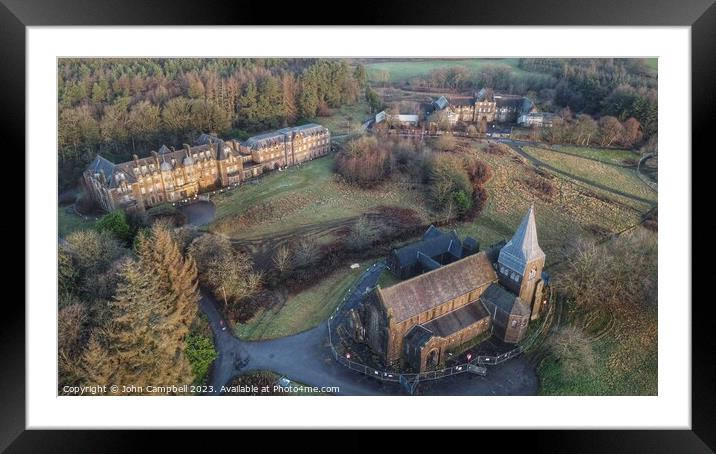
103, 223, 199, 393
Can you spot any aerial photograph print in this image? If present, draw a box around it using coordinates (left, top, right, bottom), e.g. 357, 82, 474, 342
57, 57, 658, 396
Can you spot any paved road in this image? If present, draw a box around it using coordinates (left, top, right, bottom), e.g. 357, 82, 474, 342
178, 200, 216, 226
199, 263, 538, 396
501, 139, 655, 206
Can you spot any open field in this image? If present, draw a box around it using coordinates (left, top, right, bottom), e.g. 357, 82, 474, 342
538, 303, 657, 395
234, 261, 370, 341
308, 100, 372, 135
218, 136, 657, 342
365, 58, 527, 83
549, 145, 640, 166
58, 204, 97, 237
521, 145, 657, 212
450, 140, 655, 267
209, 155, 433, 242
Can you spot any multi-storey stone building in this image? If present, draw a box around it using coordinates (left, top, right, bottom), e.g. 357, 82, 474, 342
83, 124, 330, 212
356, 205, 547, 372
430, 88, 535, 126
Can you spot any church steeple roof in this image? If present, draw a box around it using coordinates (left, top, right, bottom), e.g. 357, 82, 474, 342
498, 204, 545, 274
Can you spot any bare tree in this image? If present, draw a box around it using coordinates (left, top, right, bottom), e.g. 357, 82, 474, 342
598, 116, 625, 147
294, 237, 320, 268
272, 245, 293, 274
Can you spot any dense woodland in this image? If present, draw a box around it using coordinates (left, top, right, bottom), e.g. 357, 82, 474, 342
401, 58, 657, 139
58, 58, 367, 189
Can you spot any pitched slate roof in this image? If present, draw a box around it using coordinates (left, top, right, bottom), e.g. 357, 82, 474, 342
404, 325, 434, 349
422, 300, 490, 338
392, 229, 462, 270
433, 96, 449, 110
481, 283, 530, 317
87, 155, 116, 178
422, 225, 443, 240
378, 251, 497, 323
498, 205, 545, 274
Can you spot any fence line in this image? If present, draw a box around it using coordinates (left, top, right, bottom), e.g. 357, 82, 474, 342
325, 264, 557, 384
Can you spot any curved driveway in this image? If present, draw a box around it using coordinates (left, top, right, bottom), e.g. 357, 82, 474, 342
199, 263, 538, 396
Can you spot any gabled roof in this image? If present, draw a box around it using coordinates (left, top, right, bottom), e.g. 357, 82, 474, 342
422, 300, 490, 338
404, 325, 434, 349
433, 96, 449, 110
498, 205, 545, 274
87, 155, 116, 180
378, 251, 497, 323
196, 133, 219, 145
422, 225, 443, 240
481, 283, 530, 317
392, 229, 462, 270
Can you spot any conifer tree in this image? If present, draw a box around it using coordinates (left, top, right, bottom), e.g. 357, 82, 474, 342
103, 223, 199, 393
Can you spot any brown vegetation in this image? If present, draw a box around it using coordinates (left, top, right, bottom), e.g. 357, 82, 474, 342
335, 136, 392, 187
522, 172, 557, 201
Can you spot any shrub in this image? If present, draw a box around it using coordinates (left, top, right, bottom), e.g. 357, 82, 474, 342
451, 190, 471, 216
335, 136, 391, 187
484, 142, 511, 156
185, 333, 218, 386
426, 154, 473, 209
523, 174, 557, 200
434, 133, 457, 151
95, 210, 133, 243
464, 156, 493, 185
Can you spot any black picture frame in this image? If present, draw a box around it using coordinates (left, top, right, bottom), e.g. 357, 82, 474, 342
6, 0, 713, 449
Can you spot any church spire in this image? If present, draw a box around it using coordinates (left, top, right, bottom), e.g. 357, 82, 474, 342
498, 204, 545, 274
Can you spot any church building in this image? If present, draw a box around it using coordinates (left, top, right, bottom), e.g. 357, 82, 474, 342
357, 205, 547, 372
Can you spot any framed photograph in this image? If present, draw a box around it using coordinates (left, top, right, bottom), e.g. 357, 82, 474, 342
8, 0, 712, 448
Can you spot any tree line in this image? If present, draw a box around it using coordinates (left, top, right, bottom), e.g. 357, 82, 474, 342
394, 58, 657, 145
58, 58, 367, 189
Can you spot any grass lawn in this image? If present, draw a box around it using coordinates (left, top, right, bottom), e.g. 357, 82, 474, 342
365, 58, 528, 84
308, 100, 372, 135
549, 145, 640, 166
209, 155, 433, 241
234, 261, 370, 340
58, 204, 97, 237
448, 140, 653, 267
522, 146, 657, 212
538, 304, 657, 395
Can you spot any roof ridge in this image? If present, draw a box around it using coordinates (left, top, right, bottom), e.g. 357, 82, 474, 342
384, 251, 489, 293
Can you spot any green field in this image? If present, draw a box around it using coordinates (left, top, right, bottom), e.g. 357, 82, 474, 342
219, 136, 657, 344
538, 303, 657, 395
450, 140, 654, 266
549, 145, 640, 166
365, 58, 527, 83
209, 155, 432, 241
522, 146, 657, 212
308, 100, 372, 136
58, 204, 97, 237
234, 261, 370, 340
